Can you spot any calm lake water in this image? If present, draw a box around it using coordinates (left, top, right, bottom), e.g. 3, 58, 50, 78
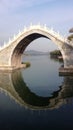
0, 55, 73, 130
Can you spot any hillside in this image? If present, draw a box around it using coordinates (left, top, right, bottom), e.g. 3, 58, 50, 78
24, 50, 48, 55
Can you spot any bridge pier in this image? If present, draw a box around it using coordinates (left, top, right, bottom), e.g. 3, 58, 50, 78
59, 67, 73, 76
59, 43, 73, 75
0, 66, 19, 72
0, 64, 26, 72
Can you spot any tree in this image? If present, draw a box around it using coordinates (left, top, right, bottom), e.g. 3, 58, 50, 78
69, 28, 73, 33
67, 34, 73, 41
67, 27, 73, 41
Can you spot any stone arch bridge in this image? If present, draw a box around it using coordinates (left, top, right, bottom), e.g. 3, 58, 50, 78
0, 24, 73, 72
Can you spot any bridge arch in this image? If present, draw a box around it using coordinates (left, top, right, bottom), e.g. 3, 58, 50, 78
0, 25, 72, 72
10, 29, 64, 68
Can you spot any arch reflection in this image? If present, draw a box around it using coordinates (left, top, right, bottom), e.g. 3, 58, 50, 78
0, 70, 73, 110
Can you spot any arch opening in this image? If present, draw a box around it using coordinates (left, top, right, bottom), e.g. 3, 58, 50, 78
11, 32, 63, 68
11, 33, 49, 67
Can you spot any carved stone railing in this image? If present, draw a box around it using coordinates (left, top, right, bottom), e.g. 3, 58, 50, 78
0, 24, 66, 51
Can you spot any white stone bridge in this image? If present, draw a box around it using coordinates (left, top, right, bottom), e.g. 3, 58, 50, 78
0, 24, 73, 72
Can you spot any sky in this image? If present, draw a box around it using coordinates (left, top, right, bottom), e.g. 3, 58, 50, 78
0, 0, 73, 52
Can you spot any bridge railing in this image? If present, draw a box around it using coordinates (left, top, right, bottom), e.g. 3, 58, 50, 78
0, 24, 67, 51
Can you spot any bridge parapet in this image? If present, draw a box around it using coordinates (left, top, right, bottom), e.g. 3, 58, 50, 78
0, 24, 66, 52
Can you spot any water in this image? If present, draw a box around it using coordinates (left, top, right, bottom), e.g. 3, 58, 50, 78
0, 55, 73, 129
22, 55, 63, 97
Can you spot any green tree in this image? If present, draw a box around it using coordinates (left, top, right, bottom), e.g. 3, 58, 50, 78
67, 27, 73, 41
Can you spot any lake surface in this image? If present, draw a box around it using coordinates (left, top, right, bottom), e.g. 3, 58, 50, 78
0, 55, 73, 129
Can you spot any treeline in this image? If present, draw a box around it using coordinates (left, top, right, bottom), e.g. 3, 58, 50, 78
50, 50, 62, 56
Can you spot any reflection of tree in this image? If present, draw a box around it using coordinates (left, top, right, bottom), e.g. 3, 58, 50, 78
0, 70, 73, 109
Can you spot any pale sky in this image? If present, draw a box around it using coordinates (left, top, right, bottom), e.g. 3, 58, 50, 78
0, 0, 73, 52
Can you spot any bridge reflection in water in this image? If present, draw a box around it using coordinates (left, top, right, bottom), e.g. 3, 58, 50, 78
0, 70, 73, 110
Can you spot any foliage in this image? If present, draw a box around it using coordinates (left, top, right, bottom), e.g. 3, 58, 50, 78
50, 50, 62, 56
67, 34, 73, 41
22, 62, 30, 67
69, 28, 73, 33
